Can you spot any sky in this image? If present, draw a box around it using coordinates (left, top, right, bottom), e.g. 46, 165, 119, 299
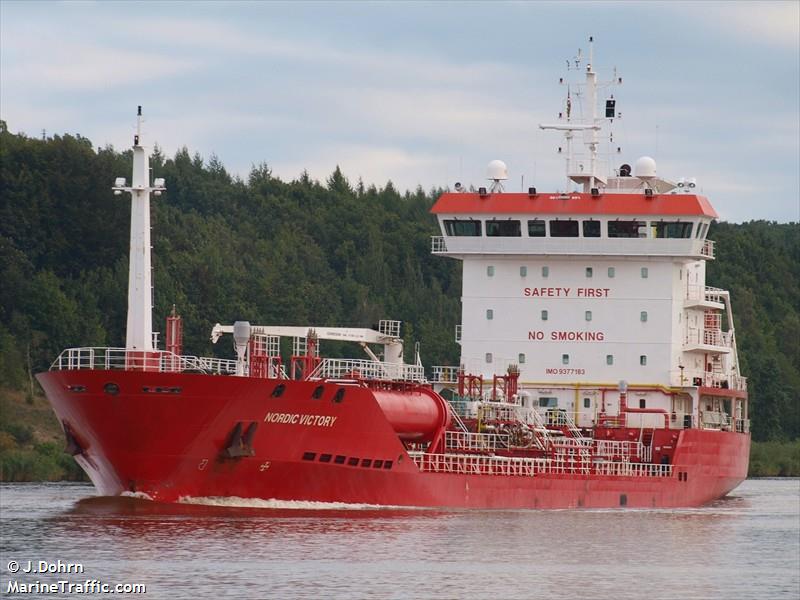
1, 1, 798, 223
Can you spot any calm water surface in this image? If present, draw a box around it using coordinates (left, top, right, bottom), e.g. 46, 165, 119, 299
1, 479, 798, 599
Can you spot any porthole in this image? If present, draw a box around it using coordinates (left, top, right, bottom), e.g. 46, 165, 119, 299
312, 385, 325, 399
271, 384, 286, 398
103, 382, 120, 396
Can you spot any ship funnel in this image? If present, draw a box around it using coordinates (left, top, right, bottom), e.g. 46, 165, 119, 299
233, 321, 251, 376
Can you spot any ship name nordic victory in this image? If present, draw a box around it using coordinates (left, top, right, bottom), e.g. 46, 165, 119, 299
37, 39, 750, 509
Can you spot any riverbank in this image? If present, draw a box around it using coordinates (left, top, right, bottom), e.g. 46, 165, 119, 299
1, 388, 797, 480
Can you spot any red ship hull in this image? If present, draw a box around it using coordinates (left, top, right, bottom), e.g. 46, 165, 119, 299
37, 370, 750, 509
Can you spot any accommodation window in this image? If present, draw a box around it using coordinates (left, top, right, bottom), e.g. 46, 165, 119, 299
606, 355, 614, 365
486, 309, 494, 320
641, 267, 649, 278
541, 310, 549, 321
583, 220, 601, 237
528, 219, 546, 237
640, 355, 647, 366
518, 353, 526, 364
486, 353, 493, 363
608, 220, 646, 238
584, 398, 591, 409
608, 267, 615, 278
520, 266, 527, 277
562, 354, 569, 365
639, 399, 647, 408
640, 311, 648, 322
542, 266, 549, 277
585, 267, 593, 278
486, 220, 521, 237
487, 265, 495, 276
585, 310, 592, 321
539, 397, 558, 408
550, 220, 579, 237
444, 219, 481, 236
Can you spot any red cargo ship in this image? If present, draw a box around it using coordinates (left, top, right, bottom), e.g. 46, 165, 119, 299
37, 41, 749, 508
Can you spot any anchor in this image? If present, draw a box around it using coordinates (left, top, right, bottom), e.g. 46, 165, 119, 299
222, 421, 257, 458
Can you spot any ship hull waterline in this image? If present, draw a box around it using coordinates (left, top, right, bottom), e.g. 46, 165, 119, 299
37, 370, 750, 509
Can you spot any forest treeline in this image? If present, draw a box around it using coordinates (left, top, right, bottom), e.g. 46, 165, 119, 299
0, 123, 798, 459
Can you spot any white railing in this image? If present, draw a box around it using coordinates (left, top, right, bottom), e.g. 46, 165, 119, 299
427, 236, 713, 258
592, 440, 644, 461
685, 327, 730, 349
49, 347, 238, 375
701, 239, 715, 259
685, 284, 726, 304
431, 365, 462, 384
700, 410, 732, 431
445, 431, 509, 452
669, 370, 747, 392
409, 452, 673, 478
309, 358, 426, 383
431, 236, 448, 253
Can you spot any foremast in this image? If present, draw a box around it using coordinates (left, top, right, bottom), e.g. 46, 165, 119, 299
112, 107, 165, 351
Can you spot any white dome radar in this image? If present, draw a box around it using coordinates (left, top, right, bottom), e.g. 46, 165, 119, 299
634, 156, 657, 180
487, 159, 508, 192
487, 159, 509, 181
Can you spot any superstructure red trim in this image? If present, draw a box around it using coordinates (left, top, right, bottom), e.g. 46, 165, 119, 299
431, 192, 718, 218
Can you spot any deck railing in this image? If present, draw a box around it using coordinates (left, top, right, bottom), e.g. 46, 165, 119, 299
49, 347, 238, 375
309, 357, 426, 383
409, 452, 673, 478
444, 431, 509, 452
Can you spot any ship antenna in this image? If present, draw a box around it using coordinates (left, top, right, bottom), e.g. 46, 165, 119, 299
112, 107, 166, 351
539, 36, 620, 193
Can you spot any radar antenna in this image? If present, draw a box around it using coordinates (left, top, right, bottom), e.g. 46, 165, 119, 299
539, 36, 622, 192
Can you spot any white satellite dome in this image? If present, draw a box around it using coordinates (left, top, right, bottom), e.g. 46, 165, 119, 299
634, 156, 657, 179
487, 160, 508, 181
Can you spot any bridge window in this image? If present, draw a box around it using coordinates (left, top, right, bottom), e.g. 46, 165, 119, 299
486, 220, 521, 237
539, 397, 558, 408
652, 221, 693, 238
583, 220, 601, 238
443, 219, 481, 236
550, 220, 579, 237
528, 219, 546, 237
608, 220, 646, 238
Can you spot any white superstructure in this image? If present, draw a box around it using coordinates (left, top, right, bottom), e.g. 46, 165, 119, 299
430, 40, 747, 433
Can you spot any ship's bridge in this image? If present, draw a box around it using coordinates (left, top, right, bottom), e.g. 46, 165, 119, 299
430, 191, 717, 260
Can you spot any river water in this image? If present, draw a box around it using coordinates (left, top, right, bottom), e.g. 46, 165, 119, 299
1, 479, 798, 599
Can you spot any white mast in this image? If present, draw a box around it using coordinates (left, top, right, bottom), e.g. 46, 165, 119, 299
113, 107, 165, 351
539, 36, 619, 192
